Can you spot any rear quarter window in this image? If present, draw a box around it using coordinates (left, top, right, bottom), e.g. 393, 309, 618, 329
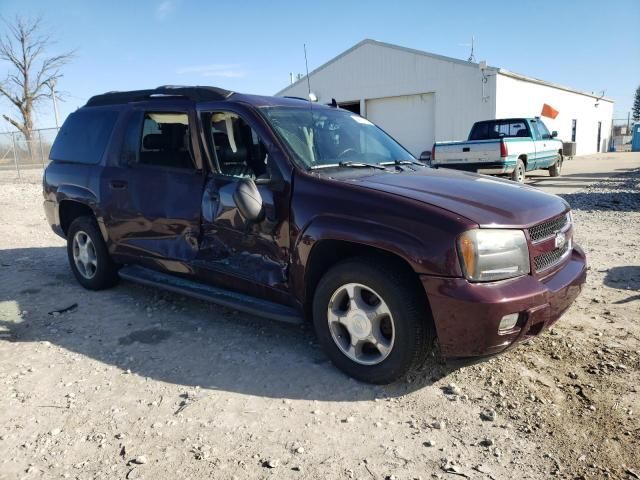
49, 109, 119, 164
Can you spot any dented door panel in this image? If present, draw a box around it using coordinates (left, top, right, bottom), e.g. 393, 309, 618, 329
104, 165, 205, 266
196, 175, 290, 293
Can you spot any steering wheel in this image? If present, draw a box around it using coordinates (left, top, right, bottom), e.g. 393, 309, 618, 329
337, 148, 358, 158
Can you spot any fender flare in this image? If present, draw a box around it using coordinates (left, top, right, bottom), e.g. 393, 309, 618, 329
290, 213, 445, 304
55, 185, 108, 241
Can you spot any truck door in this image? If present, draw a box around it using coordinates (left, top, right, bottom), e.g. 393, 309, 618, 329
101, 107, 206, 271
530, 119, 555, 169
195, 107, 292, 303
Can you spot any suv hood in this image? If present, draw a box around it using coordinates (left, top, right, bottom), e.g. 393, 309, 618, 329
344, 168, 568, 228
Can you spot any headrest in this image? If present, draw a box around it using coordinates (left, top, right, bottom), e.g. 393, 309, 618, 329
219, 146, 248, 164
143, 134, 170, 150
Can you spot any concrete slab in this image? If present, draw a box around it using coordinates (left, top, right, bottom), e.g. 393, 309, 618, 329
526, 152, 640, 195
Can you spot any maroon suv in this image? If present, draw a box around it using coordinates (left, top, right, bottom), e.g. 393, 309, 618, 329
43, 86, 586, 384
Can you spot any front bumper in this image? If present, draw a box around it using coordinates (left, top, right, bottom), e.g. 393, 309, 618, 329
431, 162, 515, 174
421, 246, 586, 357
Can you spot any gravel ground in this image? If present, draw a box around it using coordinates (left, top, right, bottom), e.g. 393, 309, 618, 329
0, 166, 638, 480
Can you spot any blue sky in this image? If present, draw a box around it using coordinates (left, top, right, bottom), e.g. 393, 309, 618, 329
1, 0, 639, 130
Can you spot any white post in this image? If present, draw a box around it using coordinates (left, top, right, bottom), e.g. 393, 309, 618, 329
38, 129, 45, 167
49, 79, 60, 129
11, 132, 21, 180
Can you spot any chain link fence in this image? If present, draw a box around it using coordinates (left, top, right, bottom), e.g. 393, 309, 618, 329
0, 127, 59, 182
611, 117, 635, 152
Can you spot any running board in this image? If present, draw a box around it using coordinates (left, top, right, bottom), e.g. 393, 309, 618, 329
118, 265, 303, 325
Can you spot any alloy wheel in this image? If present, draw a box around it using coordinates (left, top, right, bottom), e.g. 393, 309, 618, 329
327, 283, 395, 365
72, 231, 98, 279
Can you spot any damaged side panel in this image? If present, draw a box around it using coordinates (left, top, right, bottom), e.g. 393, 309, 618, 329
104, 165, 205, 269
196, 176, 290, 293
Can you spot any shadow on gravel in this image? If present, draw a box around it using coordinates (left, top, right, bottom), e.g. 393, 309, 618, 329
528, 171, 628, 182
0, 246, 461, 401
559, 191, 640, 212
604, 266, 640, 304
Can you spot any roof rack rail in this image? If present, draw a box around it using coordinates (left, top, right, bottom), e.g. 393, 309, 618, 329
283, 96, 312, 102
85, 85, 234, 107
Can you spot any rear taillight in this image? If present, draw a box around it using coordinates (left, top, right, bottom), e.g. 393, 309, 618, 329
500, 141, 508, 158
431, 144, 436, 162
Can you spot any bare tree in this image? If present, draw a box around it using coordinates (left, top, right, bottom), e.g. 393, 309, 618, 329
0, 16, 73, 141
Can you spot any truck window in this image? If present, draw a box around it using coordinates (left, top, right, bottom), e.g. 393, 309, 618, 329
206, 111, 268, 179
138, 112, 194, 169
49, 109, 119, 164
469, 120, 530, 140
533, 120, 552, 140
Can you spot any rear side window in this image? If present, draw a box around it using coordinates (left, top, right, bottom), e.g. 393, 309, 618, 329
50, 109, 119, 164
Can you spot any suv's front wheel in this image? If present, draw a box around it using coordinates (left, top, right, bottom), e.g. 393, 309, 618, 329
312, 258, 433, 384
67, 216, 119, 290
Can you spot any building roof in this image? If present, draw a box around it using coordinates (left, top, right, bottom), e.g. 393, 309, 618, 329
276, 39, 613, 103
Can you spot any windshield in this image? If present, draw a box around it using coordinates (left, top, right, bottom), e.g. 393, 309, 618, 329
261, 106, 414, 169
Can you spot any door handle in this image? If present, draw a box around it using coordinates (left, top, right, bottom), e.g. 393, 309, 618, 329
110, 180, 128, 190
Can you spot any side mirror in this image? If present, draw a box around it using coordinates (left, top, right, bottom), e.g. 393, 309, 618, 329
233, 179, 264, 222
551, 131, 558, 138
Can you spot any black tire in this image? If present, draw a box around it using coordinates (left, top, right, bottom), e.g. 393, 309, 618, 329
312, 258, 434, 384
549, 153, 563, 177
66, 216, 119, 290
510, 158, 526, 183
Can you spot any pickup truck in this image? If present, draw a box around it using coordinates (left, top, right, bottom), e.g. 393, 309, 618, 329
431, 118, 564, 183
43, 87, 585, 384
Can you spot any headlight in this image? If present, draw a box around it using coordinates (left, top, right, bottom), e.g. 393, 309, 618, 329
458, 229, 530, 282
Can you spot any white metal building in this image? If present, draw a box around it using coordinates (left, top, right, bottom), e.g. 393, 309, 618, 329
276, 39, 613, 157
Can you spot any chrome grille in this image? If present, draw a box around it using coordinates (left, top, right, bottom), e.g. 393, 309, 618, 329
534, 239, 571, 272
529, 214, 569, 243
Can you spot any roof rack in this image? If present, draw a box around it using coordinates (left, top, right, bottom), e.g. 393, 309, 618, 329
283, 96, 312, 102
85, 85, 234, 107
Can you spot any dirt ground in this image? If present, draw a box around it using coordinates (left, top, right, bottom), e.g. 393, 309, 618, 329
0, 155, 639, 480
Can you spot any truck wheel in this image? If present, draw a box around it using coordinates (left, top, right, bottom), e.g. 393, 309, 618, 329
510, 159, 526, 183
549, 153, 563, 177
312, 258, 433, 384
67, 216, 119, 290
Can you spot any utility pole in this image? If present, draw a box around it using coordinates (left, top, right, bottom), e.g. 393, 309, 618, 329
47, 79, 60, 129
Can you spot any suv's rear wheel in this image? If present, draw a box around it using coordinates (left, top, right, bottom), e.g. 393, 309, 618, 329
312, 258, 433, 384
67, 216, 119, 290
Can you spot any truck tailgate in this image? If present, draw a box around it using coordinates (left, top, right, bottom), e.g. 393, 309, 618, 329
433, 140, 501, 165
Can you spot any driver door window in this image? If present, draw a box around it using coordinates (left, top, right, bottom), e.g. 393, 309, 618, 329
208, 112, 268, 179
532, 120, 551, 140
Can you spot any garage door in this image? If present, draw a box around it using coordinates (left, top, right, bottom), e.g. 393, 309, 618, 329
365, 93, 435, 158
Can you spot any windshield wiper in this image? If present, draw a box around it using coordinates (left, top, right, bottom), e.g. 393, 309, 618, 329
338, 161, 388, 170
397, 160, 425, 166
382, 160, 425, 167
378, 159, 425, 172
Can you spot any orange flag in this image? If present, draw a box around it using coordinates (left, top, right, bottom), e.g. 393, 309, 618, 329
541, 103, 559, 119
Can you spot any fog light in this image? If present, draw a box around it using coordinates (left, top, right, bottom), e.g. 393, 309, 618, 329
498, 313, 520, 332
